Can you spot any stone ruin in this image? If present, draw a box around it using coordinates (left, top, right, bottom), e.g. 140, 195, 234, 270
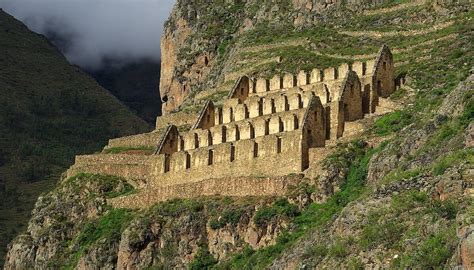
67, 45, 397, 208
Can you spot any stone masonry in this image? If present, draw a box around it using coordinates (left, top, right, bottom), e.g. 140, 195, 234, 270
67, 45, 396, 208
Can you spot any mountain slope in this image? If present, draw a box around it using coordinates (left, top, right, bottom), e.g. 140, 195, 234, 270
3, 1, 474, 269
0, 9, 151, 267
87, 59, 162, 124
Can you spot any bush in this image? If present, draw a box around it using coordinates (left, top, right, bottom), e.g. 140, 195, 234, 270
359, 216, 405, 250
254, 198, 299, 227
430, 199, 458, 220
209, 209, 243, 230
372, 111, 413, 136
328, 239, 349, 258
302, 244, 328, 260
391, 191, 429, 212
188, 247, 217, 270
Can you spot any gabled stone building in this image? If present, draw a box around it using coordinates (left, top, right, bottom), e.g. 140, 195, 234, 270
67, 45, 396, 208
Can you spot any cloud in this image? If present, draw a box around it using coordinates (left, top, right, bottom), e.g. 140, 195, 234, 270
0, 0, 176, 70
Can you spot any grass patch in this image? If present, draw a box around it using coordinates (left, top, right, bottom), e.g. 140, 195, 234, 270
432, 148, 474, 176
381, 167, 423, 184
253, 198, 299, 228
359, 213, 405, 250
209, 208, 244, 230
66, 208, 135, 269
392, 226, 457, 269
64, 173, 135, 199
189, 247, 218, 270
372, 110, 413, 136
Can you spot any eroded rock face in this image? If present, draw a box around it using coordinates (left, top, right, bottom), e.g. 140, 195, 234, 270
4, 174, 287, 269
4, 175, 121, 269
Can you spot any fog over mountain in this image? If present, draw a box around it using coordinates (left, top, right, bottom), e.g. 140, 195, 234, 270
0, 0, 176, 70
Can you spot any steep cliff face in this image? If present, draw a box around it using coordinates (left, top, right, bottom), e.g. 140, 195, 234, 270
4, 174, 293, 269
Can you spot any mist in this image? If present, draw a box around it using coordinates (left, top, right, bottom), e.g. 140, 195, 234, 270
0, 0, 176, 70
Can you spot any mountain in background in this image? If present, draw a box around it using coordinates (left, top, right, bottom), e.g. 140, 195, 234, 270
44, 28, 163, 124
0, 9, 151, 266
86, 59, 162, 124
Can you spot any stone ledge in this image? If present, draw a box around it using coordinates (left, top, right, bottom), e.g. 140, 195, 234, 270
109, 175, 303, 209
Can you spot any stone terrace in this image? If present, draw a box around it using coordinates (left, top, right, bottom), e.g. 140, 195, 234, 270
67, 45, 399, 208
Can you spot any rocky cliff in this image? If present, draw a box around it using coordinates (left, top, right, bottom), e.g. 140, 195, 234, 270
4, 0, 474, 269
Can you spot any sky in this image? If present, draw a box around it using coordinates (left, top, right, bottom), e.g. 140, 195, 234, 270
0, 0, 176, 70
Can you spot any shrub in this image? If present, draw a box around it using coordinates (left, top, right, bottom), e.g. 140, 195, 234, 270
359, 216, 405, 250
372, 111, 413, 136
188, 247, 217, 270
254, 198, 299, 227
328, 239, 349, 258
302, 244, 328, 260
209, 209, 243, 230
430, 199, 458, 220
391, 191, 429, 213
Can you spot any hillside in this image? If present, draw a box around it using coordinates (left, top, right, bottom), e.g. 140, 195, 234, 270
4, 0, 474, 269
87, 59, 162, 124
0, 9, 151, 267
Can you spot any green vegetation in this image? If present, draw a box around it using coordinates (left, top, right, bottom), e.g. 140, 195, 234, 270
381, 167, 423, 184
209, 208, 244, 230
392, 227, 457, 268
66, 209, 135, 269
328, 238, 351, 258
62, 173, 136, 199
372, 110, 413, 136
216, 141, 383, 269
103, 146, 155, 155
359, 214, 406, 250
432, 148, 474, 176
302, 245, 328, 261
253, 198, 299, 227
189, 247, 218, 270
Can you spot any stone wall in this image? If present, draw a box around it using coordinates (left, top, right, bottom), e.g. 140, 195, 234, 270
66, 155, 157, 187
106, 111, 197, 149
150, 130, 305, 188
109, 175, 303, 209
155, 111, 197, 130
71, 130, 305, 190
180, 108, 308, 151
106, 131, 165, 149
